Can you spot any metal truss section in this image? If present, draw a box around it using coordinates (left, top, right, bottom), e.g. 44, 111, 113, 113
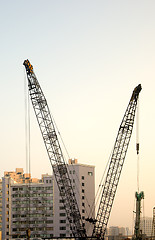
23, 60, 87, 239
92, 84, 142, 239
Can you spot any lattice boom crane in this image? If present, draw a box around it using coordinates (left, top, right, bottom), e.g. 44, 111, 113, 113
23, 59, 141, 240
23, 59, 87, 239
92, 83, 142, 239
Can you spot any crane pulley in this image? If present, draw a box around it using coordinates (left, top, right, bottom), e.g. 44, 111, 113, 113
23, 59, 141, 239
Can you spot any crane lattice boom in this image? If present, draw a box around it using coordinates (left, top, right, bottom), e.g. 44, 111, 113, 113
23, 59, 87, 239
92, 84, 142, 239
23, 59, 141, 240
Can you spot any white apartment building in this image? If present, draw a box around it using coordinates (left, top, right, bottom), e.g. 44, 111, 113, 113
140, 216, 153, 237
2, 159, 95, 239
53, 158, 95, 237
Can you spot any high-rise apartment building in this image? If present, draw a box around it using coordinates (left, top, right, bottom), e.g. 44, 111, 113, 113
1, 159, 95, 239
53, 158, 95, 237
2, 171, 53, 240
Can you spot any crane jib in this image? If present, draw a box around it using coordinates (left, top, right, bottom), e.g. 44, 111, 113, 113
92, 84, 141, 239
23, 59, 87, 239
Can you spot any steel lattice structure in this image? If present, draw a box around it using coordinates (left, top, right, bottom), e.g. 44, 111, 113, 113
23, 60, 87, 239
92, 84, 142, 239
23, 59, 141, 240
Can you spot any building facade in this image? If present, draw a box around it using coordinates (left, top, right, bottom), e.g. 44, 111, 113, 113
2, 172, 53, 240
1, 159, 95, 239
53, 159, 95, 237
107, 226, 130, 237
140, 217, 153, 237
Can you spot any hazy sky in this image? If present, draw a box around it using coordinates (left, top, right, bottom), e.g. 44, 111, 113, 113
1, 0, 155, 231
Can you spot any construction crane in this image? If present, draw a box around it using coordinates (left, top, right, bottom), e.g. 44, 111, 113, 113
23, 60, 87, 239
92, 83, 142, 239
23, 59, 141, 239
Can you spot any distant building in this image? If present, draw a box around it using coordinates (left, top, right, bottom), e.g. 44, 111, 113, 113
153, 207, 155, 237
140, 217, 153, 237
108, 226, 119, 236
1, 159, 95, 239
107, 226, 127, 236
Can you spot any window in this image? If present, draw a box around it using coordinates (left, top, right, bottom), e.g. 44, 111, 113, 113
46, 180, 48, 183
82, 176, 84, 180
82, 202, 85, 207
60, 220, 66, 223
82, 189, 84, 193
82, 209, 85, 213
73, 170, 75, 174
47, 227, 53, 230
82, 182, 84, 186
60, 213, 66, 216
88, 171, 93, 176
82, 196, 85, 200
60, 206, 65, 210
60, 226, 66, 230
60, 234, 66, 237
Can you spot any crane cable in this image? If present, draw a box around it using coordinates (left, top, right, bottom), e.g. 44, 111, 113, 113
24, 69, 31, 180
136, 98, 140, 193
24, 69, 31, 235
88, 147, 113, 220
51, 115, 92, 220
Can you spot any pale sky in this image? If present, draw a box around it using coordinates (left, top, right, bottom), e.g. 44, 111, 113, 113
1, 0, 155, 232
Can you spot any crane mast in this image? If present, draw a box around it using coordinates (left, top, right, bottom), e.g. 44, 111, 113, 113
23, 60, 87, 239
92, 84, 142, 239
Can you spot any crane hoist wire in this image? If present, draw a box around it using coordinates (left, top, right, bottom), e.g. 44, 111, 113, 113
24, 69, 31, 233
136, 98, 140, 192
87, 147, 113, 222
24, 70, 31, 178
